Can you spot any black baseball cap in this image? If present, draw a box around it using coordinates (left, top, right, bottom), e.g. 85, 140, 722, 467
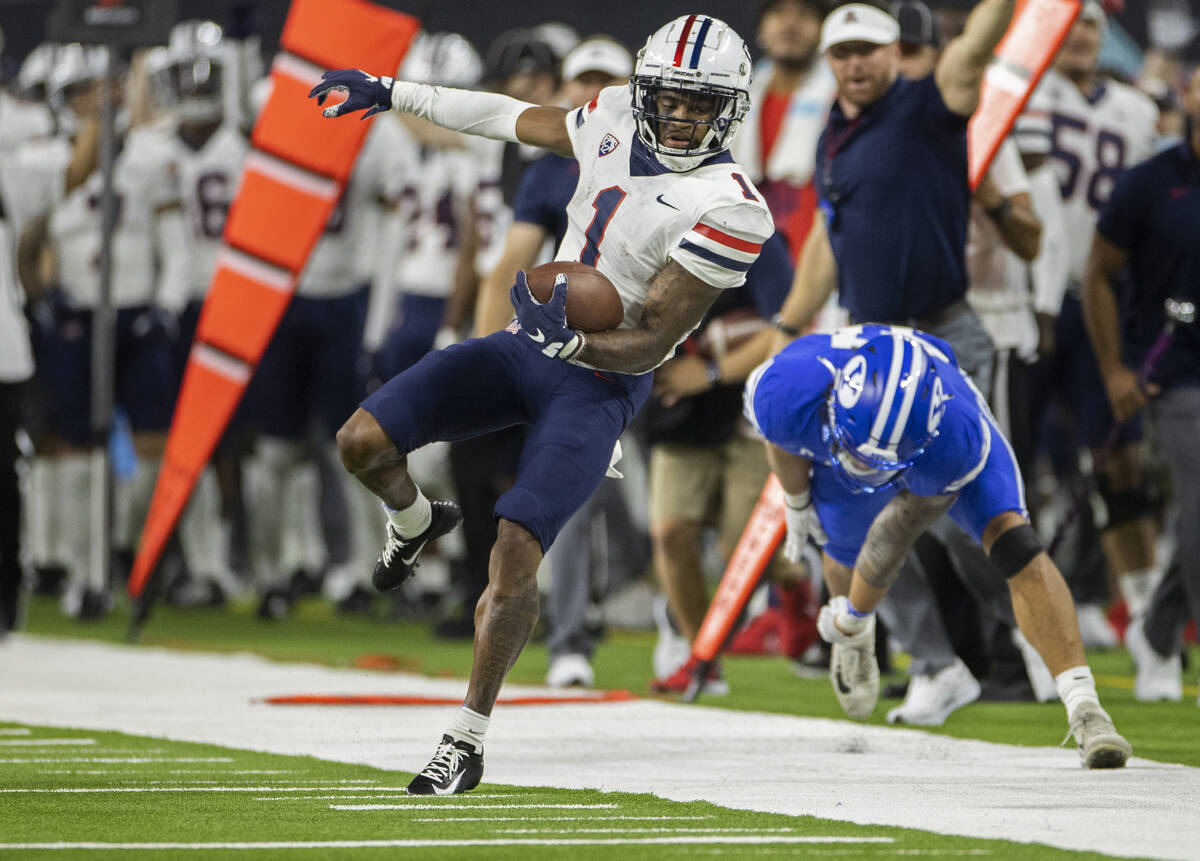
889, 0, 940, 47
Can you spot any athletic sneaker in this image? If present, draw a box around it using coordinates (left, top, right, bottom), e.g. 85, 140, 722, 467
546, 653, 594, 688
651, 595, 691, 679
829, 619, 879, 720
1125, 615, 1182, 702
886, 658, 981, 726
1067, 705, 1131, 769
373, 500, 463, 592
406, 734, 484, 795
650, 656, 729, 696
1076, 603, 1119, 649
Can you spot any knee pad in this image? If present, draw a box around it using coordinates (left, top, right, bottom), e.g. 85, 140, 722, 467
1096, 475, 1152, 530
988, 523, 1044, 578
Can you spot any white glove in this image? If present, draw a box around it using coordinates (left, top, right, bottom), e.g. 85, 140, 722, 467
817, 595, 875, 645
783, 490, 827, 561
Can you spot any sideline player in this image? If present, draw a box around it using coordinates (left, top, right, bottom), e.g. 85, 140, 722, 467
1022, 1, 1161, 636
310, 14, 774, 793
745, 325, 1131, 768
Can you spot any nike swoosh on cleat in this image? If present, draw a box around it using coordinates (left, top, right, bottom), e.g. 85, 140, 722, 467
835, 668, 852, 695
655, 194, 679, 210
528, 329, 546, 343
433, 772, 466, 795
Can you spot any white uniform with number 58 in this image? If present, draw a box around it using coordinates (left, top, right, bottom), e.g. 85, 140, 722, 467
1025, 69, 1157, 283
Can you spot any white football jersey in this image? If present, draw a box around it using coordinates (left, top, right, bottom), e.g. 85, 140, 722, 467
49, 127, 180, 308
298, 118, 411, 297
170, 124, 248, 303
388, 131, 476, 298
561, 85, 774, 335
0, 136, 71, 236
1024, 69, 1157, 282
470, 136, 512, 278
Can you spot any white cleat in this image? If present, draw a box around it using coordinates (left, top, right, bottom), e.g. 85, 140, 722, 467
886, 658, 982, 726
1125, 616, 1182, 702
545, 653, 594, 689
1067, 705, 1131, 769
1075, 603, 1119, 649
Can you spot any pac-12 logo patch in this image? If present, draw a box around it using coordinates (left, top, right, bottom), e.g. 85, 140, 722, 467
599, 133, 619, 157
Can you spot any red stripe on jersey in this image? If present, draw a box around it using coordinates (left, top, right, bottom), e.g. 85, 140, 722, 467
587, 96, 598, 112
693, 223, 762, 254
673, 15, 697, 67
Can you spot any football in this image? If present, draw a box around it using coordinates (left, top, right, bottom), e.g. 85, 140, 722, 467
524, 261, 624, 333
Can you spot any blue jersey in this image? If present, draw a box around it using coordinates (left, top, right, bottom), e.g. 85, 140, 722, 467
511, 152, 578, 249
745, 325, 1027, 565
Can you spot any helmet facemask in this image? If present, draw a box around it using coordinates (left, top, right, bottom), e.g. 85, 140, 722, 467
630, 76, 745, 164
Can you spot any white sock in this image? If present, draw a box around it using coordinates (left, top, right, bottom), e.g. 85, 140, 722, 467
1119, 568, 1160, 619
384, 490, 431, 538
1055, 666, 1102, 720
447, 705, 489, 750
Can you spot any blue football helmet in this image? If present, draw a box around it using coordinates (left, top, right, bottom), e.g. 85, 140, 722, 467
825, 332, 947, 492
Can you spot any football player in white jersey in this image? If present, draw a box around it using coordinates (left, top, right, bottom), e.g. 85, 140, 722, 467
1022, 1, 1162, 640
144, 20, 248, 606
310, 13, 773, 793
17, 44, 188, 617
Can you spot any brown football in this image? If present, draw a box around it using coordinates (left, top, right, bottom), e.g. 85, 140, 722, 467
525, 261, 624, 333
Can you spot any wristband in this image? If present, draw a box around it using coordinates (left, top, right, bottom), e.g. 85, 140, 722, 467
783, 490, 811, 509
845, 599, 873, 619
771, 314, 800, 336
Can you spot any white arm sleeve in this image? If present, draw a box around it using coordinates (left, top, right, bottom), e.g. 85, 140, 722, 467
390, 82, 534, 143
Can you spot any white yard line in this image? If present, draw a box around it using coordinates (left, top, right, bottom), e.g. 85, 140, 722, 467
0, 757, 234, 764
2, 635, 1198, 860
0, 836, 896, 850
0, 738, 95, 746
0, 728, 32, 735
411, 815, 716, 822
330, 803, 619, 811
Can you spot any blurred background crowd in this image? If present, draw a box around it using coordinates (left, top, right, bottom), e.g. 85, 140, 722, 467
0, 0, 1196, 716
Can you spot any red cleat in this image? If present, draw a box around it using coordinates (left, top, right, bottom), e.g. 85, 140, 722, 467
650, 656, 730, 696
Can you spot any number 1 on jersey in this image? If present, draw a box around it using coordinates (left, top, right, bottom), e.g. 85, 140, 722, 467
580, 186, 626, 266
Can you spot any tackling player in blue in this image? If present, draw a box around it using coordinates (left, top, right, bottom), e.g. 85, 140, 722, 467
744, 324, 1131, 768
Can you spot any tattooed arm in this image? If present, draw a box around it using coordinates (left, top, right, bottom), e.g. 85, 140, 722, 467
576, 259, 722, 374
847, 490, 958, 614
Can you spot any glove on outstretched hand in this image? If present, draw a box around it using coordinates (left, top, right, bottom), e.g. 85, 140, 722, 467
509, 271, 584, 360
308, 69, 394, 119
782, 490, 827, 561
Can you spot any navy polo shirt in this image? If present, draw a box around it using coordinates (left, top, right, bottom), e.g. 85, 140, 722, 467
511, 152, 579, 249
1097, 139, 1200, 388
817, 75, 970, 323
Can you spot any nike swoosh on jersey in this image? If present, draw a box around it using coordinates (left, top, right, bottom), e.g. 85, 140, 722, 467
528, 329, 546, 343
656, 194, 679, 210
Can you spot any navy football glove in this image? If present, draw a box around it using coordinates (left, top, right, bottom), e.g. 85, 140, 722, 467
307, 69, 394, 119
509, 271, 585, 360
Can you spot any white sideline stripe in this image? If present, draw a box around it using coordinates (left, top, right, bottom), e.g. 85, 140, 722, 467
244, 151, 339, 201
413, 815, 715, 822
0, 728, 32, 735
0, 757, 234, 764
0, 738, 95, 746
331, 803, 620, 811
498, 827, 801, 834
0, 837, 896, 850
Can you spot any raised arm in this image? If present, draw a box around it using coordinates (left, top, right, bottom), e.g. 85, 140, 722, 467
308, 71, 574, 157
576, 259, 723, 374
935, 0, 1017, 117
770, 214, 836, 352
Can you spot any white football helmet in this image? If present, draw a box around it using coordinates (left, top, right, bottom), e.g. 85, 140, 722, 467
17, 43, 62, 102
631, 15, 752, 172
400, 31, 483, 89
149, 20, 225, 124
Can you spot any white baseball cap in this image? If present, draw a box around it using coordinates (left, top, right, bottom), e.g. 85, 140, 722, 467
562, 38, 633, 82
819, 4, 901, 54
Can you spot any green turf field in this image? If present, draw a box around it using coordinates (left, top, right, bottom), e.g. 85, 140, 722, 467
0, 721, 1124, 860
6, 594, 1195, 859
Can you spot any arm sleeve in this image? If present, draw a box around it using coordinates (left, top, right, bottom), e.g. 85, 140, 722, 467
390, 82, 536, 143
